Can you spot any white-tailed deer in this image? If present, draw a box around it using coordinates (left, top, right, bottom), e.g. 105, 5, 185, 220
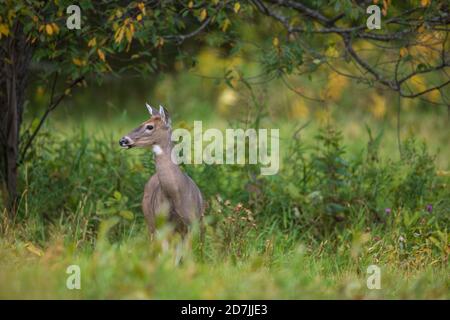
119, 104, 204, 237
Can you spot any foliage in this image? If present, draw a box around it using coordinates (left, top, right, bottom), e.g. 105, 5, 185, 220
0, 112, 448, 298
1, 0, 449, 206
1, 0, 449, 299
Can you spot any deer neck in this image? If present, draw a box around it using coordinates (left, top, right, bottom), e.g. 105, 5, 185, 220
152, 140, 184, 197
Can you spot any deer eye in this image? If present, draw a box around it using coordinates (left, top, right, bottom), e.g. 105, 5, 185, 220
146, 125, 154, 131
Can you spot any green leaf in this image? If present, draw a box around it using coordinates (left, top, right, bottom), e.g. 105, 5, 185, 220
113, 190, 122, 200
119, 210, 134, 220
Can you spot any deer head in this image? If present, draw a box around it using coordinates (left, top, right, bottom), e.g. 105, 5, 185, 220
119, 103, 171, 150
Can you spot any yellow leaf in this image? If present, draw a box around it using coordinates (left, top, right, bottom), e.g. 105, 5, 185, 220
421, 0, 431, 7
410, 74, 427, 92
88, 37, 97, 47
25, 242, 44, 257
97, 49, 105, 62
221, 18, 231, 32
136, 14, 142, 21
114, 26, 125, 44
137, 2, 146, 15
272, 37, 279, 47
0, 24, 9, 36
323, 73, 348, 101
65, 88, 71, 95
72, 58, 86, 66
51, 23, 59, 34
399, 47, 408, 57
234, 2, 241, 13
188, 1, 193, 9
199, 9, 207, 22
45, 24, 53, 35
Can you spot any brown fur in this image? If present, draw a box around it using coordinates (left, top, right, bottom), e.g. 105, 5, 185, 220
120, 110, 204, 237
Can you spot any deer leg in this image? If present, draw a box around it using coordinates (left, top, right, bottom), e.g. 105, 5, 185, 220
169, 210, 189, 236
142, 195, 155, 239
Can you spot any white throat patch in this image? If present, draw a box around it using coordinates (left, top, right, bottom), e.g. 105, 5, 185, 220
152, 145, 163, 155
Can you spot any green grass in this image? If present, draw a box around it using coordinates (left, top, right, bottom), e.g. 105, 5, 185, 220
1, 73, 449, 299
0, 224, 448, 299
1, 115, 448, 299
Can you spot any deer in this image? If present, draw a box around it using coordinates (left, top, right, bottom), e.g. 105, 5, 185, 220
119, 104, 204, 239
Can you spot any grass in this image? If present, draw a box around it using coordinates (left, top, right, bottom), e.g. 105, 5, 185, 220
1, 74, 449, 299
0, 225, 448, 299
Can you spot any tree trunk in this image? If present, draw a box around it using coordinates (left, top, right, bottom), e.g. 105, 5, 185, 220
0, 23, 32, 216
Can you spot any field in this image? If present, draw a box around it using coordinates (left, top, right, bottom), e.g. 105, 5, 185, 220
0, 67, 449, 299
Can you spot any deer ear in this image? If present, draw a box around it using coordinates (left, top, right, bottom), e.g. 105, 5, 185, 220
159, 105, 171, 127
145, 103, 153, 115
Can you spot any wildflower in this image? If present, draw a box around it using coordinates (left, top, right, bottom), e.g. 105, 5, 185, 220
385, 208, 391, 215
426, 204, 433, 213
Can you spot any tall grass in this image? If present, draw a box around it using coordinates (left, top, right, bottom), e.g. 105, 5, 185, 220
0, 114, 448, 299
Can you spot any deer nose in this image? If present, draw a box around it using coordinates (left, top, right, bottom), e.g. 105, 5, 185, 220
119, 136, 131, 147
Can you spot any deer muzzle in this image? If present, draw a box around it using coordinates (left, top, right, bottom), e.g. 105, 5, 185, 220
119, 136, 134, 149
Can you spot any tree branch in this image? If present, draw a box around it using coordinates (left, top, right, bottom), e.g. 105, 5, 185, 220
400, 79, 450, 99
164, 16, 213, 44
253, 1, 450, 99
19, 75, 85, 164
342, 35, 396, 89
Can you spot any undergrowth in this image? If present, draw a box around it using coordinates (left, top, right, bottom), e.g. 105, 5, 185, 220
0, 123, 448, 299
